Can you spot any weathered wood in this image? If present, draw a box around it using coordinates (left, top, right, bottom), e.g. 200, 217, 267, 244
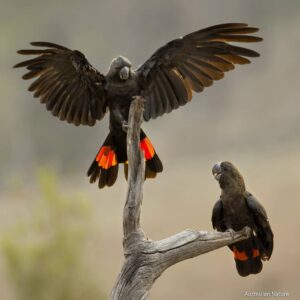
110, 96, 251, 300
123, 96, 145, 240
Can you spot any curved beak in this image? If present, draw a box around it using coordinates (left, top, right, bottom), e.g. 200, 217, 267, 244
212, 162, 222, 181
119, 66, 130, 80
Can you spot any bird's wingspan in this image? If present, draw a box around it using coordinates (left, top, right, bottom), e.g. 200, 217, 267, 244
245, 194, 274, 260
136, 23, 262, 121
14, 42, 107, 126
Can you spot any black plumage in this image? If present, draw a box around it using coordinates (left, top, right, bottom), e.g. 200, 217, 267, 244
211, 161, 274, 276
15, 23, 262, 188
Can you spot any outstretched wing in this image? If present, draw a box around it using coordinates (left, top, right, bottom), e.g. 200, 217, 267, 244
136, 23, 262, 121
246, 194, 274, 260
14, 42, 107, 126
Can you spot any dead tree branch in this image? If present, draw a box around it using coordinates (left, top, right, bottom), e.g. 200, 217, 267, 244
110, 96, 251, 300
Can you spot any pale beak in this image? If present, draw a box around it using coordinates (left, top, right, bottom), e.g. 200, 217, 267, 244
119, 66, 130, 80
212, 162, 222, 181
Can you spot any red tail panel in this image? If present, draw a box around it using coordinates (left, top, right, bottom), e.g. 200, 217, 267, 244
233, 246, 260, 261
96, 146, 117, 169
140, 137, 155, 160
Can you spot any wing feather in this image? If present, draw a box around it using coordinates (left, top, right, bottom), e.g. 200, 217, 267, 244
246, 194, 274, 260
136, 23, 262, 120
156, 69, 172, 113
15, 42, 107, 126
166, 68, 188, 105
211, 199, 226, 232
177, 64, 204, 92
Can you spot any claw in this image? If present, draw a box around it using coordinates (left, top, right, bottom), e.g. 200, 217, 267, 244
132, 95, 146, 103
243, 226, 252, 238
122, 121, 129, 132
226, 228, 236, 239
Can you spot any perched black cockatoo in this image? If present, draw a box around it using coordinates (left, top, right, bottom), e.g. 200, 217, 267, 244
211, 161, 273, 276
15, 23, 262, 188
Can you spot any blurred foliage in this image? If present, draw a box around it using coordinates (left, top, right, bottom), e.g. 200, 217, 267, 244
1, 170, 105, 300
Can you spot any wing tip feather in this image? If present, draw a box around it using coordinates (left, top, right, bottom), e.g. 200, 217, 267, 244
30, 41, 69, 50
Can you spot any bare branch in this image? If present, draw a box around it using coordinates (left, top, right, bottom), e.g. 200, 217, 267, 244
110, 97, 251, 299
147, 227, 251, 271
123, 96, 145, 239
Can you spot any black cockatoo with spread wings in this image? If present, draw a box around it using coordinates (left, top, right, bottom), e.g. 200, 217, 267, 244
15, 23, 262, 188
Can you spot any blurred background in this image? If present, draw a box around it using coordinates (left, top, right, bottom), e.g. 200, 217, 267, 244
1, 0, 300, 299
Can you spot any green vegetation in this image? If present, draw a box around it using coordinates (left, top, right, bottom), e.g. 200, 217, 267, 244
1, 170, 105, 300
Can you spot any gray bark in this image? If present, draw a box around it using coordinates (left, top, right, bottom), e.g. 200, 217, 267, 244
110, 96, 250, 300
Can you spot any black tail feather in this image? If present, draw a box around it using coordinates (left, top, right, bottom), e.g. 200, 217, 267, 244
87, 132, 119, 189
124, 157, 162, 180
87, 160, 100, 183
235, 256, 263, 277
140, 129, 163, 178
232, 236, 263, 277
146, 153, 163, 175
98, 166, 119, 188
